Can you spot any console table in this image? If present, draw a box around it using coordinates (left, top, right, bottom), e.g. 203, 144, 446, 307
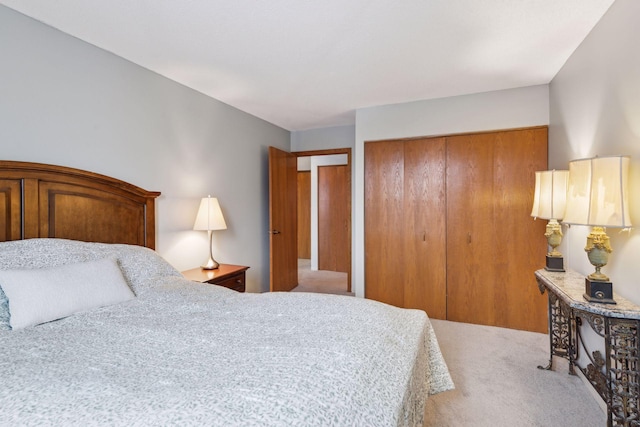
535, 269, 640, 427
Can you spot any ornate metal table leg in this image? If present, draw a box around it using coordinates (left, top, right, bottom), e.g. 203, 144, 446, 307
538, 285, 554, 371
607, 319, 639, 427
538, 290, 574, 372
537, 359, 554, 371
568, 314, 577, 376
538, 290, 554, 371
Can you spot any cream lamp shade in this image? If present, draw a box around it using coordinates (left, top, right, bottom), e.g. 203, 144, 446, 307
193, 196, 227, 269
563, 156, 631, 228
531, 170, 569, 271
193, 197, 227, 232
563, 155, 632, 304
531, 170, 569, 220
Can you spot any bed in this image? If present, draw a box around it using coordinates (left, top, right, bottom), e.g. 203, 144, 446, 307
0, 161, 453, 426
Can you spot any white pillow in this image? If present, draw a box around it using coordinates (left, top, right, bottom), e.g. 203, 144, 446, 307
0, 258, 135, 330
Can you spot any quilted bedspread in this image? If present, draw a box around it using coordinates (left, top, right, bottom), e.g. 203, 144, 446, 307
0, 239, 453, 426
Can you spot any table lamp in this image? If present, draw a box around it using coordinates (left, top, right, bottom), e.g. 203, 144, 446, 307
193, 196, 227, 269
563, 155, 631, 304
531, 170, 569, 272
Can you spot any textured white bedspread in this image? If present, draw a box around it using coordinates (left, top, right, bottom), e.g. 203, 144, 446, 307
0, 239, 453, 427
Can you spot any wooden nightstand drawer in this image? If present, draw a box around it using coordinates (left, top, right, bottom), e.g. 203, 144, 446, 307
182, 265, 249, 292
214, 273, 246, 292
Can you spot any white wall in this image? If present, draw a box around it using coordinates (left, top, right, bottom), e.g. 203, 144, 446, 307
0, 6, 290, 292
549, 0, 640, 305
291, 125, 355, 152
354, 85, 550, 297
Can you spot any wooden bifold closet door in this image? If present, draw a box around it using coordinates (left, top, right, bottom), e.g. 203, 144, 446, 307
364, 127, 548, 333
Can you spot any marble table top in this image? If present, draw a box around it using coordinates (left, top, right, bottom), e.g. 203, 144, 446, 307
535, 269, 640, 320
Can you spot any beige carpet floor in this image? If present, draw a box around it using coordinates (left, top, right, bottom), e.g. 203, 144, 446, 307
425, 319, 606, 427
291, 259, 353, 296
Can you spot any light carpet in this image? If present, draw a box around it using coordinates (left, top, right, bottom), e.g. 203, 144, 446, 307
292, 259, 353, 296
425, 319, 606, 427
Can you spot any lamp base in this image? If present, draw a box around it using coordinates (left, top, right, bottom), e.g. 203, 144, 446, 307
201, 257, 220, 270
583, 278, 616, 304
201, 229, 220, 270
544, 255, 565, 272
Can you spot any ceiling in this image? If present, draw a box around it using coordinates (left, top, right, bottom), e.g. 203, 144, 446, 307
1, 0, 615, 131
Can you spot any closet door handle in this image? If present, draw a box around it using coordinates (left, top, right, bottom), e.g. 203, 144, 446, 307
467, 233, 471, 244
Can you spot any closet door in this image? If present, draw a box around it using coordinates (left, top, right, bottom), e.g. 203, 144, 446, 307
446, 128, 547, 332
364, 140, 404, 308
403, 138, 447, 319
364, 127, 547, 332
446, 133, 497, 325
493, 128, 548, 332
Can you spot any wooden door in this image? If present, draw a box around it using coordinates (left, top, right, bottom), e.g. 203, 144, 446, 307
318, 165, 350, 274
364, 140, 405, 308
446, 133, 497, 326
364, 128, 547, 332
445, 128, 548, 332
268, 147, 298, 292
297, 171, 311, 259
403, 138, 447, 319
493, 128, 548, 332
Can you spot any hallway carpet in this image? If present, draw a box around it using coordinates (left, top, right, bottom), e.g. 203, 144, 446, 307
291, 259, 353, 296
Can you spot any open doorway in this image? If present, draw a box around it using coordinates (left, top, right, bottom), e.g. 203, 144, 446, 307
292, 148, 352, 296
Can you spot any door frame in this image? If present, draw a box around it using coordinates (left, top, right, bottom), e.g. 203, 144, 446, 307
293, 148, 352, 291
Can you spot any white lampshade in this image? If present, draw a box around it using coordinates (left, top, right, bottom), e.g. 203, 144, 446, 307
193, 196, 227, 231
563, 155, 631, 228
531, 170, 569, 220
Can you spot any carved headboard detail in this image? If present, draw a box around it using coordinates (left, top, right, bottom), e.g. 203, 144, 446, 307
0, 161, 160, 249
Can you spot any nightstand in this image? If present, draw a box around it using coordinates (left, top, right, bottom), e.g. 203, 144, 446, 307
182, 264, 249, 292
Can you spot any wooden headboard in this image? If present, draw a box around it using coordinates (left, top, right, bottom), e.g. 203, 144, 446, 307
0, 161, 160, 249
